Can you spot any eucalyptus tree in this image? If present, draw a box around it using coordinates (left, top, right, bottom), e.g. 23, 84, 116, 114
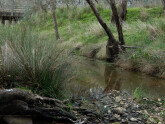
86, 0, 125, 61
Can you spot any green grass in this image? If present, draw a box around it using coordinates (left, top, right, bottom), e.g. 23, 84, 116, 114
31, 6, 164, 47
134, 87, 143, 101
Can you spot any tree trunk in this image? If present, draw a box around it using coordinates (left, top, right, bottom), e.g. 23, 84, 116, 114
86, 0, 119, 61
110, 0, 127, 23
109, 0, 125, 46
50, 0, 60, 40
118, 0, 128, 21
162, 0, 165, 15
111, 10, 115, 23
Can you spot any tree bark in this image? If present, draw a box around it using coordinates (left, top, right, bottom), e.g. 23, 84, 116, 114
111, 10, 115, 23
118, 0, 128, 22
50, 0, 60, 40
162, 0, 165, 15
110, 0, 127, 23
86, 0, 119, 61
109, 0, 125, 46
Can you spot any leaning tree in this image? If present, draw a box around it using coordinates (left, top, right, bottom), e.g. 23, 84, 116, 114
86, 0, 125, 61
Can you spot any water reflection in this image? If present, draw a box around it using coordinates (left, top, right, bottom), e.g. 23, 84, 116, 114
104, 65, 122, 93
69, 57, 165, 98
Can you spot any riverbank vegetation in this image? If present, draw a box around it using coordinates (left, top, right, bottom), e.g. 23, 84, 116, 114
1, 3, 165, 99
28, 6, 165, 78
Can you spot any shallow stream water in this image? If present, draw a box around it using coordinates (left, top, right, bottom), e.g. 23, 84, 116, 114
69, 56, 165, 98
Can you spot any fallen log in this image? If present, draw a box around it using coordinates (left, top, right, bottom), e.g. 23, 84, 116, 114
108, 45, 140, 49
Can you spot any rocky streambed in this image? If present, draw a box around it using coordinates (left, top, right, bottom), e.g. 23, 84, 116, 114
71, 90, 165, 124
0, 88, 164, 124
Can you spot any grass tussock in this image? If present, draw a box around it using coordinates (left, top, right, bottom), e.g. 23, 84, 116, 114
0, 24, 71, 99
140, 8, 149, 21
87, 22, 106, 38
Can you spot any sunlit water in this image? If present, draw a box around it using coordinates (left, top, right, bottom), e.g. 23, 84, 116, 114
68, 56, 165, 98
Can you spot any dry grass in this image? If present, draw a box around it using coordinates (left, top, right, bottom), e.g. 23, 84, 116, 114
140, 8, 149, 21
147, 25, 162, 40
86, 22, 106, 37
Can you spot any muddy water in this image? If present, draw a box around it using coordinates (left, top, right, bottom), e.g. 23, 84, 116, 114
69, 56, 165, 98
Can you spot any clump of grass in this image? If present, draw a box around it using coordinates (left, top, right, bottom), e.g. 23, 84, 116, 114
0, 24, 71, 99
87, 22, 106, 38
147, 25, 162, 40
140, 8, 149, 21
134, 86, 144, 101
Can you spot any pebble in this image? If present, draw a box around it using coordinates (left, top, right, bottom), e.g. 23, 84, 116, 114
113, 107, 124, 115
130, 117, 138, 122
115, 96, 121, 102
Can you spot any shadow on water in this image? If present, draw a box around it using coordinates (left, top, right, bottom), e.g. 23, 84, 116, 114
68, 56, 165, 98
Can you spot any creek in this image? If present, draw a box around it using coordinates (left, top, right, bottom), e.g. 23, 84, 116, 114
69, 56, 165, 98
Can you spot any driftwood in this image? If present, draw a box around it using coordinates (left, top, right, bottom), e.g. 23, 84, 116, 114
0, 88, 76, 123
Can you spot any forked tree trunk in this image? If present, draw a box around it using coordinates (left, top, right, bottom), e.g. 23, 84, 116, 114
110, 0, 125, 46
118, 0, 127, 22
86, 0, 120, 61
50, 0, 60, 40
162, 0, 165, 15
